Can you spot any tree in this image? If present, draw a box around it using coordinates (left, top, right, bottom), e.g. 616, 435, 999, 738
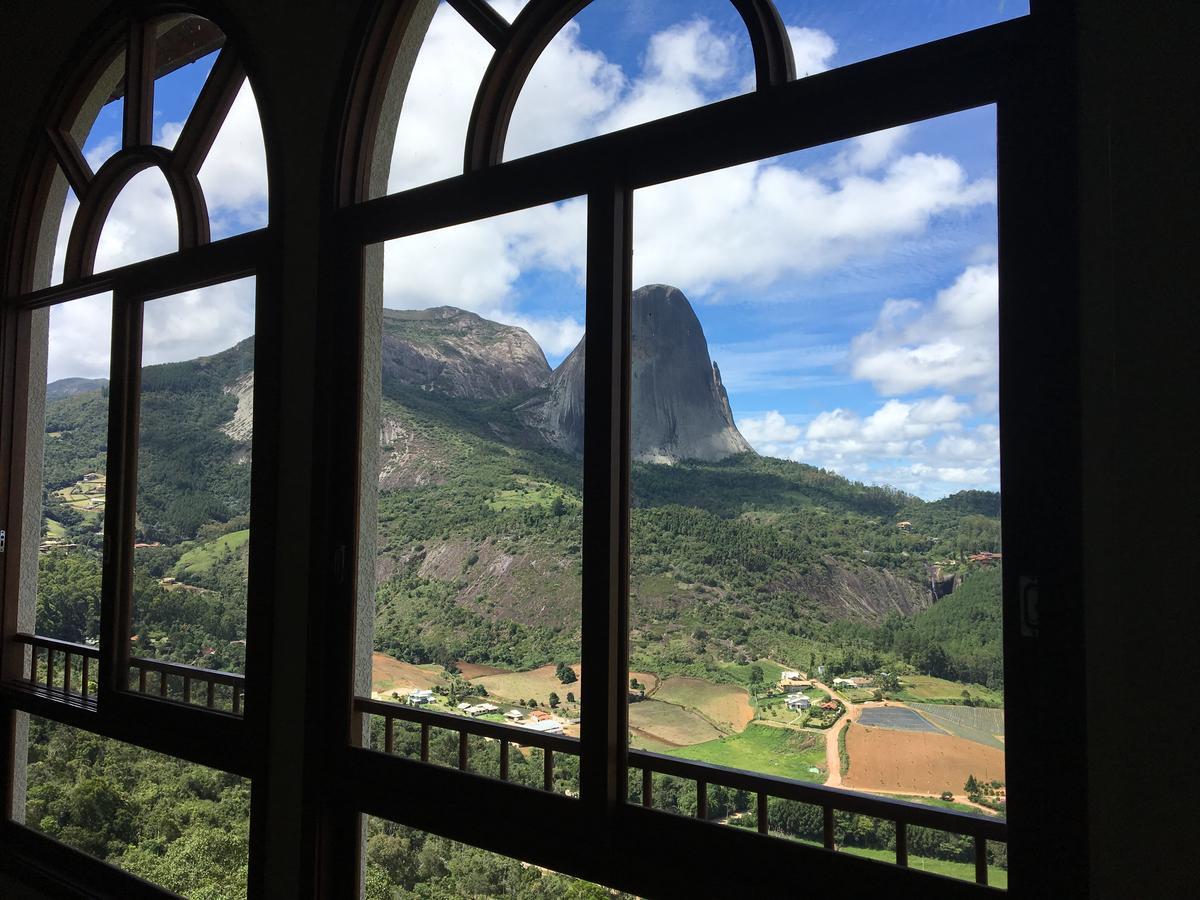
964, 774, 980, 797
748, 665, 763, 686
548, 692, 560, 709
629, 677, 640, 690
566, 692, 575, 703
556, 662, 577, 684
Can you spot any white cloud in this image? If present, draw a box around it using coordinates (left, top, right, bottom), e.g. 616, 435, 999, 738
197, 81, 268, 235
632, 153, 994, 296
738, 410, 802, 445
47, 293, 112, 382
141, 277, 256, 367
849, 262, 999, 395
787, 26, 837, 76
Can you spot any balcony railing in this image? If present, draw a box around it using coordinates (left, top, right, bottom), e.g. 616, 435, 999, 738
11, 633, 244, 714
356, 696, 1007, 887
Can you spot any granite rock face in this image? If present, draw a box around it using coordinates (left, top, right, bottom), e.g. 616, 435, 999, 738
381, 307, 550, 400
527, 284, 753, 463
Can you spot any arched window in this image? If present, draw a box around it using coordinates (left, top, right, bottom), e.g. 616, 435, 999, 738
1, 9, 272, 896
331, 1, 1033, 895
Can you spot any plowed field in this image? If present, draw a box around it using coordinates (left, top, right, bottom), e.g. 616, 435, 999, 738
843, 723, 1005, 796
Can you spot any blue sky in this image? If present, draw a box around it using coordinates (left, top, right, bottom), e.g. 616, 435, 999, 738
57, 1, 1023, 500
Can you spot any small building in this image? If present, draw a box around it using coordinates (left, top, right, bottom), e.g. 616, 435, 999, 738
466, 703, 499, 717
786, 694, 811, 710
779, 671, 811, 692
897, 521, 912, 530
530, 710, 552, 721
523, 719, 565, 735
820, 700, 839, 711
504, 709, 524, 721
456, 702, 470, 710
408, 689, 434, 705
833, 677, 856, 688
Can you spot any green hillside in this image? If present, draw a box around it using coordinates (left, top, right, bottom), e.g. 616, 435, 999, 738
35, 328, 1003, 692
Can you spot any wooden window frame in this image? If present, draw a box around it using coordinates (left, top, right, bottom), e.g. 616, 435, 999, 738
322, 1, 1087, 897
0, 6, 279, 899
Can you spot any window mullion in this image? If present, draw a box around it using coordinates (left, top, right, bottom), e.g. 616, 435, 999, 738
98, 290, 142, 701
579, 180, 632, 821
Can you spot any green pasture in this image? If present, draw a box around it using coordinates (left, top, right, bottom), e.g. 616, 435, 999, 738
666, 724, 826, 782
175, 529, 251, 576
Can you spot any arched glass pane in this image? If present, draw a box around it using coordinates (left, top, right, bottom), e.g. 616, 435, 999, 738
152, 14, 224, 149
777, 0, 1028, 73
94, 167, 179, 272
49, 181, 78, 287
388, 1, 495, 193
197, 80, 268, 239
78, 51, 125, 172
506, 0, 753, 161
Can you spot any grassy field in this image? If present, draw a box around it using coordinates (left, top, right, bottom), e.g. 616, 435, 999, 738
43, 518, 67, 539
471, 664, 580, 706
910, 703, 1005, 749
653, 677, 753, 733
722, 658, 787, 686
667, 724, 827, 782
629, 699, 724, 747
485, 477, 578, 512
894, 675, 1003, 706
890, 794, 989, 814
839, 845, 1008, 888
175, 529, 250, 576
371, 653, 447, 695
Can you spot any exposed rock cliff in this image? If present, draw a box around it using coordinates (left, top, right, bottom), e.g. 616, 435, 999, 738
381, 307, 550, 400
525, 284, 753, 463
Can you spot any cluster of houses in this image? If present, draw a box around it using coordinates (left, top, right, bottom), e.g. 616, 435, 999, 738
406, 689, 567, 734
832, 676, 873, 690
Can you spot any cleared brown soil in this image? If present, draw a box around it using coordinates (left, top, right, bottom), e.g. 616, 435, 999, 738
627, 699, 722, 747
456, 662, 510, 679
371, 653, 446, 695
653, 676, 754, 733
843, 723, 1006, 796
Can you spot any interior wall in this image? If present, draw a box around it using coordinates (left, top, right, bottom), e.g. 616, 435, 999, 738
0, 1, 1197, 897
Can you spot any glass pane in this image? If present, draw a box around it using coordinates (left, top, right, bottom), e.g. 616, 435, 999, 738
196, 80, 268, 239
27, 294, 111, 688
506, 0, 754, 161
94, 167, 179, 272
130, 278, 255, 697
388, 1, 494, 193
626, 109, 1004, 814
50, 182, 79, 287
367, 199, 586, 772
153, 13, 223, 149
776, 0, 1029, 74
363, 818, 633, 898
80, 76, 125, 172
23, 716, 250, 899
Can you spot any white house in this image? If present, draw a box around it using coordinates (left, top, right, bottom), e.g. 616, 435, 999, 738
523, 719, 565, 735
466, 703, 499, 717
781, 670, 801, 681
407, 689, 434, 704
504, 709, 524, 721
786, 694, 811, 710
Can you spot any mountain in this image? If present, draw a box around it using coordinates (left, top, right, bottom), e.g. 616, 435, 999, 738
524, 285, 754, 462
381, 307, 550, 400
46, 377, 108, 400
39, 300, 1002, 684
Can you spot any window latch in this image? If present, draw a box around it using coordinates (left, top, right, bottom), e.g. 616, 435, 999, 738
0, 529, 6, 553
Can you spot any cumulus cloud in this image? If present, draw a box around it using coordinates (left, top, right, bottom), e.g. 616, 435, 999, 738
738, 410, 802, 445
849, 262, 999, 395
632, 153, 994, 296
787, 26, 838, 76
46, 293, 113, 382
736, 392, 997, 499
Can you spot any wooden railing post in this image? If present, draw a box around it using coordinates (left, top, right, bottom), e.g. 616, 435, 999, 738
896, 821, 908, 867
